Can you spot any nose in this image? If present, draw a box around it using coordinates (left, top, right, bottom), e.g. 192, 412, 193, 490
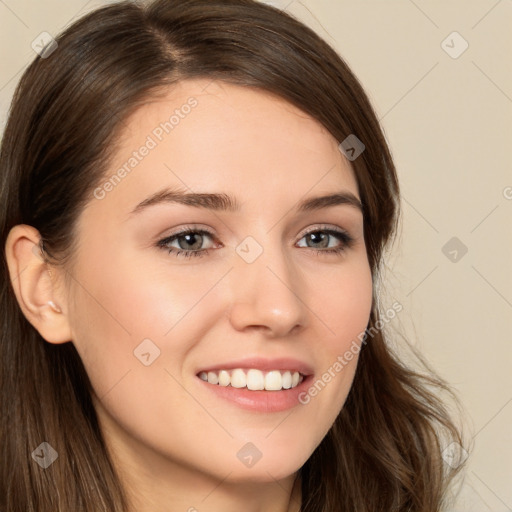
227, 240, 308, 338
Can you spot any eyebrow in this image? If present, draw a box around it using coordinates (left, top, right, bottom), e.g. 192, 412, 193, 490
128, 187, 363, 216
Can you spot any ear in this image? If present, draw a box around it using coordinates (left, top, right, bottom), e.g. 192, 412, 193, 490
4, 224, 72, 344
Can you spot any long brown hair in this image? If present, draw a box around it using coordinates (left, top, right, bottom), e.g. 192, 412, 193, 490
0, 1, 465, 510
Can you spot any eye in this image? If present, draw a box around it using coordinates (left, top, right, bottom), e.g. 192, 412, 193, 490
156, 228, 218, 259
296, 227, 354, 255
156, 225, 355, 259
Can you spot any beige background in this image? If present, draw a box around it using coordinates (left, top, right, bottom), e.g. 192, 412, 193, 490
1, 0, 511, 509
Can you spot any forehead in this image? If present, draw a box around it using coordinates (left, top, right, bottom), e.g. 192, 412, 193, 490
85, 79, 359, 221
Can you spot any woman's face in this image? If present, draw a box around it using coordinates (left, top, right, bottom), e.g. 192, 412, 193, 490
65, 79, 372, 489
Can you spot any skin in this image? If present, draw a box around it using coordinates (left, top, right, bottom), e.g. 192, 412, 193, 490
6, 79, 373, 512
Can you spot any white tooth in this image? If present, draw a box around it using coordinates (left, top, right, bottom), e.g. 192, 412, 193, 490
207, 371, 219, 385
246, 369, 265, 390
199, 371, 208, 381
282, 371, 292, 389
231, 368, 246, 388
218, 370, 230, 386
291, 371, 300, 387
264, 370, 282, 391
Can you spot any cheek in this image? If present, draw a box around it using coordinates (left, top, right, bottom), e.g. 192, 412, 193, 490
300, 260, 373, 429
66, 251, 218, 443
309, 258, 373, 351
67, 250, 229, 390
109, 251, 233, 336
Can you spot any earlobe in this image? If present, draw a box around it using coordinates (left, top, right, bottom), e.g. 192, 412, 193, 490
5, 224, 72, 344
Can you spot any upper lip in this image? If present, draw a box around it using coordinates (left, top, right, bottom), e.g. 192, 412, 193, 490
196, 357, 314, 377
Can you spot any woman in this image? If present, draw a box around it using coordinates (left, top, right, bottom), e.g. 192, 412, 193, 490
0, 0, 465, 510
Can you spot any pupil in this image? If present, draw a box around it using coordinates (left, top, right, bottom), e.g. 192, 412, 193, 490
180, 233, 202, 250
309, 232, 328, 248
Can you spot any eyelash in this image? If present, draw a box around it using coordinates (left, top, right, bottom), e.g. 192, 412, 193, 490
156, 226, 355, 259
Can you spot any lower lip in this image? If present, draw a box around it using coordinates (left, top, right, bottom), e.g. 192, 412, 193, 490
196, 375, 313, 412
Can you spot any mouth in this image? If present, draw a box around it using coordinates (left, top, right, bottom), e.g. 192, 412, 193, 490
197, 368, 305, 391
194, 357, 314, 412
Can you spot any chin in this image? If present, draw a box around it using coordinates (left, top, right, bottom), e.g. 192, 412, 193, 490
209, 442, 312, 483
221, 460, 304, 484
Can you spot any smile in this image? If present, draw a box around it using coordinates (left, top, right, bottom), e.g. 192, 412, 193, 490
198, 368, 304, 391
